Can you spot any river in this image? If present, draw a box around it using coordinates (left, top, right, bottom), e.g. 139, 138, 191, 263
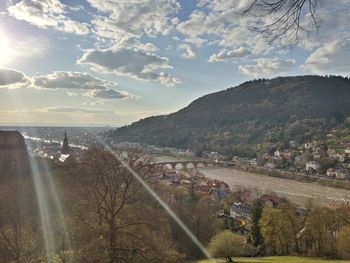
153, 155, 350, 207
200, 167, 350, 207
22, 133, 88, 150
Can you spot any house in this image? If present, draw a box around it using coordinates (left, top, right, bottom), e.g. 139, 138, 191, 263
248, 158, 258, 166
232, 156, 241, 163
334, 168, 350, 180
205, 151, 224, 161
159, 171, 180, 184
274, 150, 281, 157
265, 162, 277, 169
194, 180, 229, 199
338, 154, 347, 163
304, 142, 313, 149
58, 153, 72, 163
326, 168, 336, 178
180, 179, 191, 185
312, 150, 321, 160
283, 151, 293, 160
207, 180, 230, 198
230, 202, 251, 220
294, 155, 304, 163
327, 149, 338, 159
306, 161, 321, 173
185, 149, 195, 157
289, 140, 298, 148
259, 194, 285, 208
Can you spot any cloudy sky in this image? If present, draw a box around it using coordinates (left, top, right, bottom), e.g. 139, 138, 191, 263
0, 0, 349, 126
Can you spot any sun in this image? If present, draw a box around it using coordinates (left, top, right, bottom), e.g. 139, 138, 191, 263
0, 31, 14, 66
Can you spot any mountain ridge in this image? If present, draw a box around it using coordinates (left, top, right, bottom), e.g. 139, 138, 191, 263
106, 75, 350, 157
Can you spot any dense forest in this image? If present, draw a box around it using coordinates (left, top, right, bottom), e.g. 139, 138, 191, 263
106, 75, 350, 157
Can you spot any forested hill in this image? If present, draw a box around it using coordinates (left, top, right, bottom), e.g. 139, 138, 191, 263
106, 75, 350, 157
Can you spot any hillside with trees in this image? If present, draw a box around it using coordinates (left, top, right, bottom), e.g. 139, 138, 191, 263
106, 75, 350, 158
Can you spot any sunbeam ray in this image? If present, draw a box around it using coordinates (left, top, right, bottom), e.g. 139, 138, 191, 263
94, 135, 216, 262
3, 79, 72, 261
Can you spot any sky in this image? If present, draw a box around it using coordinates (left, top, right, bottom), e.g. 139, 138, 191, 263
0, 0, 349, 126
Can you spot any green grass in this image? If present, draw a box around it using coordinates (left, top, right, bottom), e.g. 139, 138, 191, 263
197, 256, 350, 263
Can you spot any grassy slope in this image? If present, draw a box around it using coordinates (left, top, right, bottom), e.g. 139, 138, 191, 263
197, 256, 350, 263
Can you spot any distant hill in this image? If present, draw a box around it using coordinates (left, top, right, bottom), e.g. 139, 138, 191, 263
106, 75, 350, 157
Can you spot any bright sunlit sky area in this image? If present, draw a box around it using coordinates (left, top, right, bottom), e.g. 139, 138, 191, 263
0, 0, 349, 126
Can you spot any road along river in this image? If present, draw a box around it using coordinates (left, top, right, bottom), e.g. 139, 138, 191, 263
199, 167, 350, 207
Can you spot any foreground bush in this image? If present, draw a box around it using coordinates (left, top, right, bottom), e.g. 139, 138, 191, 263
208, 230, 250, 262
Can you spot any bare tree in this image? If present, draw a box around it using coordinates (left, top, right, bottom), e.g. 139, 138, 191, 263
243, 0, 320, 45
0, 178, 38, 263
71, 148, 179, 263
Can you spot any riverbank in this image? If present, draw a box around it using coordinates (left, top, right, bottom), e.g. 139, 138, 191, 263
197, 256, 350, 263
233, 164, 350, 191
153, 155, 350, 206
199, 167, 350, 207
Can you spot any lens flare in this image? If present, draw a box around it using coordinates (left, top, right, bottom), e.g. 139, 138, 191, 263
0, 30, 14, 66
5, 84, 72, 261
95, 138, 215, 262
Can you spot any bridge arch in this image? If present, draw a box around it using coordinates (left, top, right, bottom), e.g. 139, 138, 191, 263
174, 163, 186, 170
185, 162, 195, 169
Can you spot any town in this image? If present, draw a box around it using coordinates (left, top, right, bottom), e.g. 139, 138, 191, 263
109, 138, 350, 181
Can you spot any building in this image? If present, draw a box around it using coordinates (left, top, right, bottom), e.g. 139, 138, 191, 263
0, 131, 31, 177
62, 131, 70, 154
230, 202, 251, 220
205, 180, 229, 198
248, 158, 258, 166
158, 171, 180, 184
326, 168, 336, 178
274, 150, 281, 157
265, 162, 277, 169
305, 161, 321, 173
259, 194, 285, 208
334, 168, 350, 180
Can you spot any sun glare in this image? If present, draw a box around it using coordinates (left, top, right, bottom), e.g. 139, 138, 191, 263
0, 31, 14, 66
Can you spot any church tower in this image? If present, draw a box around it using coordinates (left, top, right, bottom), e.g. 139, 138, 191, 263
62, 130, 70, 154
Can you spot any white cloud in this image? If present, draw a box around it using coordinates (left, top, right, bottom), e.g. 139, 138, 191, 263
176, 1, 270, 58
82, 101, 105, 106
197, 0, 250, 12
32, 71, 113, 90
88, 0, 180, 39
0, 69, 134, 100
208, 47, 251, 62
46, 107, 115, 114
303, 39, 350, 76
11, 37, 50, 58
282, 0, 350, 49
158, 72, 182, 86
177, 10, 216, 38
87, 89, 132, 100
178, 44, 196, 59
78, 46, 181, 86
239, 58, 295, 77
113, 37, 159, 53
32, 71, 135, 100
0, 68, 30, 88
183, 37, 208, 47
8, 0, 89, 35
177, 0, 350, 61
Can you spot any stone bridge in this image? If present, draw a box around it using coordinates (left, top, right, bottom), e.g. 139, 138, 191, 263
152, 160, 235, 170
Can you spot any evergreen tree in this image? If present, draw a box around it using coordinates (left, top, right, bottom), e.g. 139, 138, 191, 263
250, 199, 265, 254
